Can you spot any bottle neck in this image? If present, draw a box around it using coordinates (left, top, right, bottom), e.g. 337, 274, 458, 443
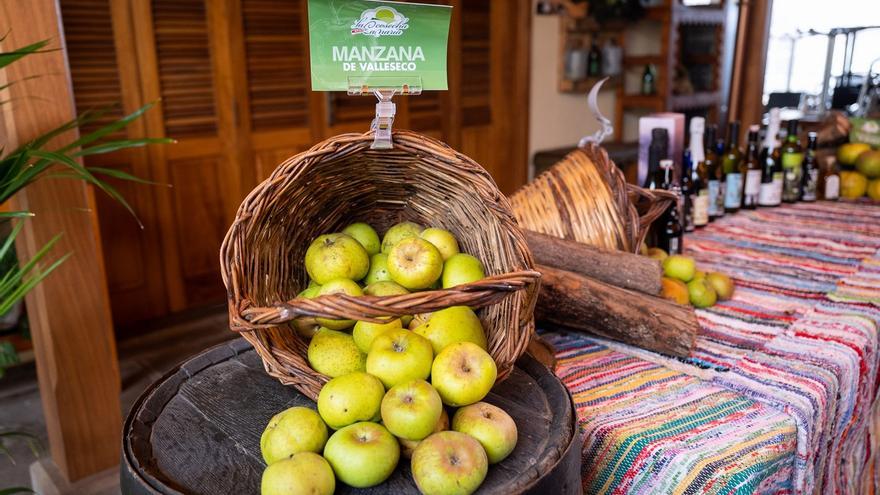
689, 132, 705, 163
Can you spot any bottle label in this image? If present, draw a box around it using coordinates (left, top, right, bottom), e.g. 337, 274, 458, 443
802, 169, 819, 201
724, 173, 742, 208
744, 170, 762, 196
782, 152, 803, 201
759, 173, 783, 205
684, 194, 694, 231
824, 175, 840, 200
668, 236, 682, 255
693, 192, 709, 226
708, 180, 720, 216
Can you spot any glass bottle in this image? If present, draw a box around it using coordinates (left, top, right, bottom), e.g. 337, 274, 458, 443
644, 128, 669, 190
681, 149, 694, 231
741, 126, 762, 209
801, 132, 819, 202
641, 64, 656, 95
587, 38, 602, 77
820, 156, 840, 201
781, 119, 803, 203
688, 117, 709, 228
758, 109, 783, 207
722, 121, 743, 213
704, 125, 723, 221
658, 159, 683, 255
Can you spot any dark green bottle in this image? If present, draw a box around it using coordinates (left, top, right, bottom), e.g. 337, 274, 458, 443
722, 121, 743, 213
781, 120, 803, 203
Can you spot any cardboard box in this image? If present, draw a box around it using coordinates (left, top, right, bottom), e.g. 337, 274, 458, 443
638, 113, 685, 186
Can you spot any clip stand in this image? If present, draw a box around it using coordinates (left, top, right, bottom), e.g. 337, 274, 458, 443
578, 77, 614, 148
348, 77, 423, 150
371, 89, 397, 150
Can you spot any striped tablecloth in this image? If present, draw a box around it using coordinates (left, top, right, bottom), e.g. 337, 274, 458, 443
542, 200, 880, 494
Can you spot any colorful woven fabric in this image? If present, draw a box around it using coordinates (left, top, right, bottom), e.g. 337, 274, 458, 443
544, 201, 880, 494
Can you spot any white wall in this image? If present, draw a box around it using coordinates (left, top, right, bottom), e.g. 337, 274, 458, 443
528, 10, 617, 170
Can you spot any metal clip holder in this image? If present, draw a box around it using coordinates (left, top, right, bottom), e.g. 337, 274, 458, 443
348, 77, 422, 150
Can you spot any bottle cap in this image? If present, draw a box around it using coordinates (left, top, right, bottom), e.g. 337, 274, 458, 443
660, 159, 673, 169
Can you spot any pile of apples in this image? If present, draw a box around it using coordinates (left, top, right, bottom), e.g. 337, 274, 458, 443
645, 248, 735, 308
260, 221, 518, 495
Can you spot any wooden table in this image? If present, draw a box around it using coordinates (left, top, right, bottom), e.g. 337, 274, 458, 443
121, 338, 582, 494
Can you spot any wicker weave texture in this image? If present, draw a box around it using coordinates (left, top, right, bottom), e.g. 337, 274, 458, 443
509, 143, 675, 253
220, 131, 541, 400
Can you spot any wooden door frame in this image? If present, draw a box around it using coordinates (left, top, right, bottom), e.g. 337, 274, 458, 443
728, 0, 772, 129
0, 0, 122, 482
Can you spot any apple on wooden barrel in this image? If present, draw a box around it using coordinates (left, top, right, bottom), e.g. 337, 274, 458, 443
381, 379, 444, 441
261, 452, 335, 495
323, 422, 400, 488
399, 408, 449, 459
260, 406, 328, 465
453, 402, 518, 464
431, 342, 497, 406
366, 329, 434, 389
317, 372, 385, 430
411, 431, 488, 495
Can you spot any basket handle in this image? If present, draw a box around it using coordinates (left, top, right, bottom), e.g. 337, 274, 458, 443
626, 184, 677, 251
229, 270, 542, 331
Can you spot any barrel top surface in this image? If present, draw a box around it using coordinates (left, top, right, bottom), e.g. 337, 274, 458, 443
123, 338, 575, 495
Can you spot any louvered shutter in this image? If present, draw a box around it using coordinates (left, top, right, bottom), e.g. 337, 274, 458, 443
152, 0, 218, 137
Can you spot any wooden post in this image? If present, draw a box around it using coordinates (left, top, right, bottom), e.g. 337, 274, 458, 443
0, 0, 122, 482
728, 0, 771, 128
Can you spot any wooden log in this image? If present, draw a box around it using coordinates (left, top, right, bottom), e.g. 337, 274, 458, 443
524, 230, 663, 295
535, 264, 698, 357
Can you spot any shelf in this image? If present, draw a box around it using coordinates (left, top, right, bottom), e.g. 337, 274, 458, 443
672, 4, 726, 25
621, 93, 665, 109
670, 91, 721, 110
559, 75, 622, 94
624, 54, 666, 67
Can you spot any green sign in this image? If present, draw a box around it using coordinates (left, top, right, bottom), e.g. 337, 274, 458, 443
307, 0, 452, 92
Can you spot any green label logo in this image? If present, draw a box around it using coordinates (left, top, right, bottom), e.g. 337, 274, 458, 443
308, 0, 452, 91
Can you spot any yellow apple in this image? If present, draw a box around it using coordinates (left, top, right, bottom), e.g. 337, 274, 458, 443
387, 237, 444, 290
323, 422, 400, 488
452, 402, 517, 464
381, 379, 443, 441
364, 253, 392, 285
342, 222, 381, 256
307, 328, 365, 378
316, 278, 362, 330
366, 329, 434, 389
304, 233, 369, 284
260, 406, 328, 465
381, 221, 423, 253
317, 371, 384, 429
441, 253, 485, 289
352, 318, 403, 354
261, 452, 334, 495
431, 342, 496, 406
413, 306, 487, 355
411, 431, 488, 495
400, 409, 449, 458
420, 227, 460, 260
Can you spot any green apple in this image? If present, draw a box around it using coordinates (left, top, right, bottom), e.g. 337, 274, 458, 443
366, 329, 434, 389
363, 280, 412, 327
387, 237, 444, 290
315, 278, 362, 330
381, 379, 443, 441
441, 253, 485, 289
646, 247, 668, 262
707, 272, 735, 300
292, 286, 322, 338
304, 233, 370, 284
317, 372, 385, 429
342, 222, 381, 256
420, 228, 460, 261
381, 221, 423, 253
411, 431, 488, 495
364, 253, 392, 285
663, 255, 696, 282
400, 408, 449, 458
307, 328, 365, 378
413, 306, 487, 355
408, 312, 433, 330
431, 342, 497, 406
323, 422, 400, 488
452, 402, 517, 464
261, 452, 334, 495
363, 280, 409, 297
687, 278, 717, 308
353, 318, 403, 354
298, 285, 321, 299
260, 406, 328, 465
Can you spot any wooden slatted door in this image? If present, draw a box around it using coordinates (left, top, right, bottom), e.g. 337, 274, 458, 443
59, 0, 170, 324
59, 0, 530, 327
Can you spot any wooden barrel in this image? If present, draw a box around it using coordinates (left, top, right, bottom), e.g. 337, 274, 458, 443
121, 338, 581, 495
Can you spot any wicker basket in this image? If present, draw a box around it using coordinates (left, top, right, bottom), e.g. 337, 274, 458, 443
220, 131, 541, 400
509, 143, 675, 254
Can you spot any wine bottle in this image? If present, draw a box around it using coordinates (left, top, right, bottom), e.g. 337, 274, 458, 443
644, 128, 669, 190
587, 38, 602, 77
741, 126, 762, 209
758, 109, 783, 207
781, 119, 803, 203
723, 121, 743, 213
688, 117, 709, 228
658, 159, 683, 255
681, 149, 694, 231
641, 65, 656, 95
801, 132, 819, 202
705, 125, 723, 221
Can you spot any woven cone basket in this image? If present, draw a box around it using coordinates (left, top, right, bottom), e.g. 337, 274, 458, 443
509, 143, 676, 254
220, 131, 541, 400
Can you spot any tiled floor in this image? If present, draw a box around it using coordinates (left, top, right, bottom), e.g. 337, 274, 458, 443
0, 305, 233, 489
